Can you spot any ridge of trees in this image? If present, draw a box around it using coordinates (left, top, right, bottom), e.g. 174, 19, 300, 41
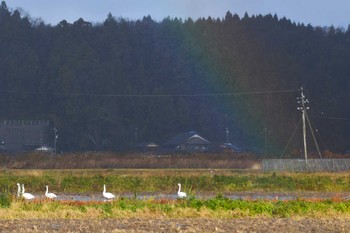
1, 1, 350, 155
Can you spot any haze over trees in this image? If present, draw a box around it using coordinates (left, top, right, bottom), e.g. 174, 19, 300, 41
1, 1, 350, 155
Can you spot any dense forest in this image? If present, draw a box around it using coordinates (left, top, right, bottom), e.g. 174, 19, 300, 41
1, 1, 350, 156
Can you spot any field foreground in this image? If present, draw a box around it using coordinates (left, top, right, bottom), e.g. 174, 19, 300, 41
0, 217, 349, 233
1, 169, 350, 232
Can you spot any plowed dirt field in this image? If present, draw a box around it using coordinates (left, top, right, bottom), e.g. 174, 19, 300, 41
0, 218, 349, 233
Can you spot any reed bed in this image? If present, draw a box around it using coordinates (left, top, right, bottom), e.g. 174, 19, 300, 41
0, 152, 258, 169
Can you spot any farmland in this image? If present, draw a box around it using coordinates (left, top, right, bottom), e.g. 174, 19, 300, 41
0, 168, 349, 232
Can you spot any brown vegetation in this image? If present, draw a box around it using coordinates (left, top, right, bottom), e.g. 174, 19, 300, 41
0, 152, 259, 169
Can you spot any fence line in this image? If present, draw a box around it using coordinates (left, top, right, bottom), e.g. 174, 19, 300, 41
262, 159, 350, 172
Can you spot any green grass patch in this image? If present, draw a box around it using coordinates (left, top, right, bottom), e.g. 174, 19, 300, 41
1, 197, 349, 219
1, 169, 350, 195
0, 192, 11, 208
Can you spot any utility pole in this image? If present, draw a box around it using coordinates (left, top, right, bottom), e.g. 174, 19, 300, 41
225, 127, 229, 144
53, 128, 58, 155
264, 127, 267, 156
297, 87, 309, 162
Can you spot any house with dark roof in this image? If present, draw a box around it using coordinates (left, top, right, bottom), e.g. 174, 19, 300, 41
162, 131, 211, 153
134, 142, 159, 153
218, 142, 244, 153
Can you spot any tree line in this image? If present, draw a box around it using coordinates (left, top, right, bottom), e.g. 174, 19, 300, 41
1, 1, 350, 156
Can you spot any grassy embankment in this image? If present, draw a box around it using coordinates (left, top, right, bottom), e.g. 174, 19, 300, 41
0, 169, 349, 219
1, 169, 349, 194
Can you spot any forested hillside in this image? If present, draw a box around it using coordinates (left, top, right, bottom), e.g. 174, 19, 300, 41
1, 1, 350, 155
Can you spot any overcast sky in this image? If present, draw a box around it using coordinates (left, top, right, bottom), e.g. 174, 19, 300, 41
5, 0, 350, 28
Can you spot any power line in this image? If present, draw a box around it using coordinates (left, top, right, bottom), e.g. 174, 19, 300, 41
280, 118, 301, 159
0, 89, 298, 97
313, 95, 350, 108
311, 115, 350, 121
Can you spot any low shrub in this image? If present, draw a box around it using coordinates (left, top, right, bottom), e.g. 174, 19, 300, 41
0, 192, 11, 208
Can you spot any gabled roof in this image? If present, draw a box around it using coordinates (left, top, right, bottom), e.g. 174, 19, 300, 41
164, 131, 211, 146
221, 142, 243, 152
135, 142, 159, 148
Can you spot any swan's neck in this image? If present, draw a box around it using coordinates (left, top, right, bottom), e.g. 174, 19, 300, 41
45, 186, 48, 194
178, 184, 181, 193
103, 185, 106, 193
22, 185, 25, 194
17, 184, 21, 195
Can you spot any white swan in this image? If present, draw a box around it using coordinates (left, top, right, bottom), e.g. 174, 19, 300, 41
45, 185, 57, 199
16, 183, 21, 198
177, 183, 187, 198
21, 184, 35, 200
103, 184, 115, 199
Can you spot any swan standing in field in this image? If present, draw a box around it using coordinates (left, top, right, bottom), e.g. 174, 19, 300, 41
103, 184, 115, 199
16, 183, 21, 198
177, 183, 187, 198
21, 184, 35, 200
45, 185, 57, 199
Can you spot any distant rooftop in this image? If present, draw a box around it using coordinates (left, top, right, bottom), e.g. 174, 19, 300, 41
164, 131, 210, 146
